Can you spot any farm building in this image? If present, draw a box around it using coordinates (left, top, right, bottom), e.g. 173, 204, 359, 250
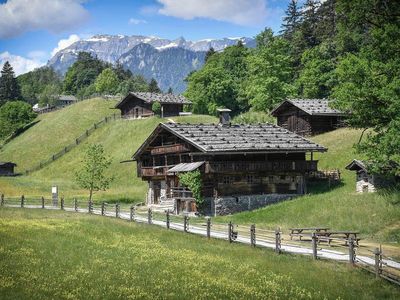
132, 111, 327, 216
345, 159, 396, 193
57, 95, 77, 106
271, 99, 346, 136
115, 92, 191, 119
0, 162, 17, 176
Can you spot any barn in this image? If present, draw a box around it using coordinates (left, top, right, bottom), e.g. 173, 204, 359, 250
115, 92, 191, 119
0, 162, 17, 176
131, 111, 327, 216
271, 99, 346, 136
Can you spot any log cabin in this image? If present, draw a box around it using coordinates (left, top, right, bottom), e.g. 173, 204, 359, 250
115, 92, 191, 119
132, 110, 327, 216
0, 162, 17, 176
271, 99, 346, 136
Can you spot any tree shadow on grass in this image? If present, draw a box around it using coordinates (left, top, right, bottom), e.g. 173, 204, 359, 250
307, 179, 345, 195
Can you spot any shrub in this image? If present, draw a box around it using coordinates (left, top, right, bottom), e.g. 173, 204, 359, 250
178, 170, 203, 206
232, 111, 275, 125
152, 101, 161, 116
0, 101, 37, 139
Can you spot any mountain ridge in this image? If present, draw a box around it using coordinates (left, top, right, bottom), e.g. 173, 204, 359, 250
47, 34, 255, 92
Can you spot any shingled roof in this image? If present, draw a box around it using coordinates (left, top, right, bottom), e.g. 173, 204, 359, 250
271, 99, 345, 116
115, 92, 191, 108
133, 123, 326, 159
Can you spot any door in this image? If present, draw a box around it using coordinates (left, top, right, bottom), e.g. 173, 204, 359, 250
134, 107, 139, 118
153, 181, 161, 204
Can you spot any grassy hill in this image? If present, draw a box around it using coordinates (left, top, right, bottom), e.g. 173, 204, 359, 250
1, 208, 398, 299
0, 98, 399, 244
0, 98, 216, 201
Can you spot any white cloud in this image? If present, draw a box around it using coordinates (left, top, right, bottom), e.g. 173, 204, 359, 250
0, 51, 45, 75
128, 18, 147, 25
0, 0, 89, 38
157, 0, 268, 26
51, 34, 81, 57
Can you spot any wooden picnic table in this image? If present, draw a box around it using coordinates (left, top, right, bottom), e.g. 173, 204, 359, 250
289, 227, 330, 240
317, 231, 360, 245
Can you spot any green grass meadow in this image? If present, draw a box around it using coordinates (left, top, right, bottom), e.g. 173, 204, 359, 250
0, 99, 399, 245
0, 208, 399, 300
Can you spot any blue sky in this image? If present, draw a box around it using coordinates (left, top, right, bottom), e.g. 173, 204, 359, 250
0, 0, 291, 75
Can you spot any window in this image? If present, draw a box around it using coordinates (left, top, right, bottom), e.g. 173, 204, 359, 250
247, 175, 255, 184
222, 176, 233, 184
280, 175, 286, 181
269, 176, 274, 183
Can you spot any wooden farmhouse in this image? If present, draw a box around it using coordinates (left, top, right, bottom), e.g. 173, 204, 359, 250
132, 111, 327, 216
0, 162, 17, 176
57, 95, 77, 107
115, 92, 191, 119
271, 99, 346, 136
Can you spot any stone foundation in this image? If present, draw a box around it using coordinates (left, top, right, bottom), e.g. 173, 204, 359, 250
204, 194, 298, 216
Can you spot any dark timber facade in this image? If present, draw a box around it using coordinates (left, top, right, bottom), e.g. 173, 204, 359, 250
115, 92, 191, 119
271, 99, 346, 136
0, 162, 17, 176
132, 122, 327, 215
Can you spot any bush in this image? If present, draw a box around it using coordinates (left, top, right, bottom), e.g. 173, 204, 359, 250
0, 101, 37, 139
178, 170, 203, 206
152, 101, 161, 116
232, 111, 275, 125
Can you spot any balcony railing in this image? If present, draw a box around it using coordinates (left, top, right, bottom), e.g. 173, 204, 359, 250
140, 167, 169, 177
167, 187, 194, 200
205, 160, 318, 173
150, 144, 190, 155
139, 160, 318, 177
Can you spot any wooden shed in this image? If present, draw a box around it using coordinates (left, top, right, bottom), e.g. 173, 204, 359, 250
115, 92, 191, 119
0, 162, 17, 176
271, 99, 346, 136
57, 95, 77, 107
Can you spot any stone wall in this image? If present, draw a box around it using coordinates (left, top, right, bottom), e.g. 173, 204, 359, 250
203, 194, 298, 216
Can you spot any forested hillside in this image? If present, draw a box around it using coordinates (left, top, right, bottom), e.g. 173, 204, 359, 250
185, 0, 400, 176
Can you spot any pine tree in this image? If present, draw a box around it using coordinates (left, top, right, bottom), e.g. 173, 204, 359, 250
205, 47, 216, 62
148, 78, 161, 93
281, 0, 301, 40
0, 61, 21, 106
301, 0, 320, 47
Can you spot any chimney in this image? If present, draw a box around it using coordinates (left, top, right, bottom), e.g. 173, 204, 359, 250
217, 108, 232, 126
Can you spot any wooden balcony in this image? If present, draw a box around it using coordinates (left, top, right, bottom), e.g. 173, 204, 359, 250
205, 160, 318, 173
150, 144, 190, 155
140, 167, 169, 177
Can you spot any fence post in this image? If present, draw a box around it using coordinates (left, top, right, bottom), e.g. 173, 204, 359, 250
1, 194, 4, 206
206, 217, 211, 239
101, 202, 105, 216
130, 205, 135, 222
21, 195, 25, 208
184, 214, 189, 232
41, 196, 45, 209
76, 138, 79, 145
312, 232, 318, 260
166, 210, 170, 229
86, 130, 89, 137
148, 208, 152, 224
373, 247, 382, 279
228, 221, 233, 243
275, 228, 281, 254
116, 203, 120, 218
348, 237, 355, 265
60, 197, 64, 210
74, 198, 78, 211
114, 113, 116, 120
250, 224, 256, 247
88, 200, 93, 214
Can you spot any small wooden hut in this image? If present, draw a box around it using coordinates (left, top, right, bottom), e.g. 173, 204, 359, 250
0, 162, 17, 176
271, 99, 346, 136
115, 92, 191, 119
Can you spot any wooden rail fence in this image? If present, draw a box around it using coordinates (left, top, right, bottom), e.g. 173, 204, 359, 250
1, 193, 399, 287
